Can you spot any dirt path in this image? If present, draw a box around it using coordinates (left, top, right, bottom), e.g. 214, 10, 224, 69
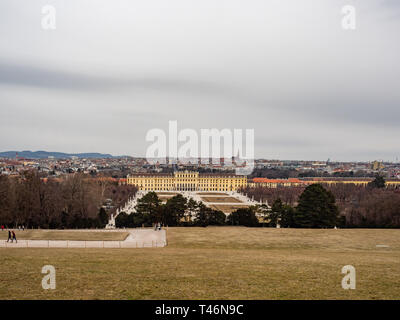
0, 229, 167, 248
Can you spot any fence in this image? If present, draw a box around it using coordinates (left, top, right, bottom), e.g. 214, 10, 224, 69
1, 240, 167, 249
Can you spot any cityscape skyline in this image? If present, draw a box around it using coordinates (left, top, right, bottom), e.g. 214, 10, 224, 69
0, 149, 399, 163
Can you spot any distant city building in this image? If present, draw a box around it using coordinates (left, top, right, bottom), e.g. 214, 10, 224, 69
371, 160, 384, 171
249, 178, 304, 188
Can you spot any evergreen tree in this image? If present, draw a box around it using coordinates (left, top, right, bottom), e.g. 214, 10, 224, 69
269, 198, 283, 227
207, 210, 226, 226
227, 207, 259, 227
295, 184, 339, 228
163, 194, 188, 226
269, 198, 295, 228
98, 207, 108, 227
192, 204, 226, 227
115, 212, 130, 228
135, 192, 161, 225
194, 203, 210, 227
280, 205, 295, 228
368, 175, 386, 188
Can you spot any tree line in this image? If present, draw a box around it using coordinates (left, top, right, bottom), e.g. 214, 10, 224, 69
115, 192, 227, 228
250, 168, 380, 179
116, 184, 341, 228
0, 171, 137, 229
2, 171, 397, 229
244, 176, 400, 228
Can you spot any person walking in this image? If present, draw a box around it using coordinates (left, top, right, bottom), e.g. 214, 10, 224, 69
12, 231, 17, 243
7, 230, 12, 242
1, 225, 4, 231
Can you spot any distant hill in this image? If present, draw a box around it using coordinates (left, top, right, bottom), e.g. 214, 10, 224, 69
0, 150, 121, 159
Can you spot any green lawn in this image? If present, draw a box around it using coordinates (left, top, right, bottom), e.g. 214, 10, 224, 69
1, 227, 399, 299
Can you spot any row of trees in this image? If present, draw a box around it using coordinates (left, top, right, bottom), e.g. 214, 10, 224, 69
0, 171, 137, 229
115, 192, 227, 228
250, 168, 381, 179
226, 184, 340, 228
265, 184, 340, 228
2, 171, 397, 229
245, 176, 400, 228
116, 184, 341, 228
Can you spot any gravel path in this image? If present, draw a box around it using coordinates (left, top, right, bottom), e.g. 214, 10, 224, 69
0, 229, 167, 248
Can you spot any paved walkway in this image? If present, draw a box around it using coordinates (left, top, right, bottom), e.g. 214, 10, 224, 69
0, 229, 167, 249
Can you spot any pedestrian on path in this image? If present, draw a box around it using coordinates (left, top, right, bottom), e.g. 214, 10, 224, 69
7, 230, 12, 242
12, 231, 17, 243
1, 225, 4, 231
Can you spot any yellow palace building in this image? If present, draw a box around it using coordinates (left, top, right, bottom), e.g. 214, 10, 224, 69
126, 170, 247, 192
125, 171, 400, 191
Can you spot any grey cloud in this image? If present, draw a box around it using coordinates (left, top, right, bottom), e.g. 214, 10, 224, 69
0, 0, 400, 161
0, 61, 230, 95
0, 62, 105, 90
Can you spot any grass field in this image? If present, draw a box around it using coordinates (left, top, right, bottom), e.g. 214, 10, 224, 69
1, 227, 400, 299
209, 204, 249, 213
0, 230, 129, 241
201, 196, 242, 203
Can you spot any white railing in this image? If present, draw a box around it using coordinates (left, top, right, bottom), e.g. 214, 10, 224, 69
1, 240, 167, 249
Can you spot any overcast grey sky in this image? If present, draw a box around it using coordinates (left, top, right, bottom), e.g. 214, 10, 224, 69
0, 0, 399, 161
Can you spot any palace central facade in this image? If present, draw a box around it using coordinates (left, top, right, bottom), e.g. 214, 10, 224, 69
126, 171, 247, 192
